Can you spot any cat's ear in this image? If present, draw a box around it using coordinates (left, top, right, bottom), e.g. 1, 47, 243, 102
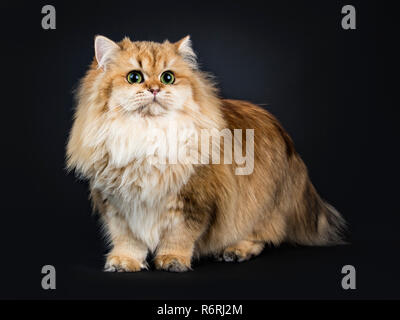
175, 35, 197, 69
94, 35, 120, 70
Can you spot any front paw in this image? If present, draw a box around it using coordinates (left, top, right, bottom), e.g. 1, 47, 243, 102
104, 254, 146, 272
154, 254, 192, 272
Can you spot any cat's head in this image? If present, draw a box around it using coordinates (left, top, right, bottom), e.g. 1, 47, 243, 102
89, 35, 207, 116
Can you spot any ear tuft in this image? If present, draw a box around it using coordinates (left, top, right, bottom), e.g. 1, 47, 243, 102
94, 35, 120, 69
175, 35, 197, 69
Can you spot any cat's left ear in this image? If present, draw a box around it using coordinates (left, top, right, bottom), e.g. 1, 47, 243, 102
175, 35, 197, 69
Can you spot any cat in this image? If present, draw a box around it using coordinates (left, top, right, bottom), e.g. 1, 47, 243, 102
66, 35, 346, 272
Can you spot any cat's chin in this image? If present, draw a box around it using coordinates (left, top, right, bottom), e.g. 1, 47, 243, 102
133, 102, 167, 117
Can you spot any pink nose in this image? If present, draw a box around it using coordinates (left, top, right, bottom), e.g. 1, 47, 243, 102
149, 88, 159, 96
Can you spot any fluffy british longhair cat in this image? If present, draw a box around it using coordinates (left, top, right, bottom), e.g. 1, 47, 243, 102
66, 35, 346, 272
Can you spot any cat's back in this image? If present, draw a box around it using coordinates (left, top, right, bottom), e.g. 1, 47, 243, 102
220, 99, 282, 131
220, 99, 295, 157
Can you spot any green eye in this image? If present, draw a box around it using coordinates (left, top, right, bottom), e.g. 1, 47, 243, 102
127, 71, 143, 84
160, 71, 175, 85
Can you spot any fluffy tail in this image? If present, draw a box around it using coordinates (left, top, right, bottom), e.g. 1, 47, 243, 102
288, 181, 347, 246
316, 201, 347, 245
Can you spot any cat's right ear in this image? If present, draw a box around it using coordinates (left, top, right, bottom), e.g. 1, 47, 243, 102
94, 35, 120, 70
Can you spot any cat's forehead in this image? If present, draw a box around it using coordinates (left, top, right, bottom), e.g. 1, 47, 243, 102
119, 40, 177, 72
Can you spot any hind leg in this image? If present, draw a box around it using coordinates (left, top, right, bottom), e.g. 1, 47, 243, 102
216, 212, 287, 262
252, 211, 287, 246
217, 240, 265, 262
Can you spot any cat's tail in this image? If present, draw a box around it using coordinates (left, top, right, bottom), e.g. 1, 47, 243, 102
315, 201, 348, 245
287, 181, 348, 246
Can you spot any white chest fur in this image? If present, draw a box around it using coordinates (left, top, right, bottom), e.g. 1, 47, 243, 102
90, 111, 198, 250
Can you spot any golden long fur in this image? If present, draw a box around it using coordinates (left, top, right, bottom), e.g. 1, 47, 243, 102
66, 35, 346, 272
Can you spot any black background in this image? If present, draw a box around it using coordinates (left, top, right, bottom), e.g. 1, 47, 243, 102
0, 0, 398, 299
